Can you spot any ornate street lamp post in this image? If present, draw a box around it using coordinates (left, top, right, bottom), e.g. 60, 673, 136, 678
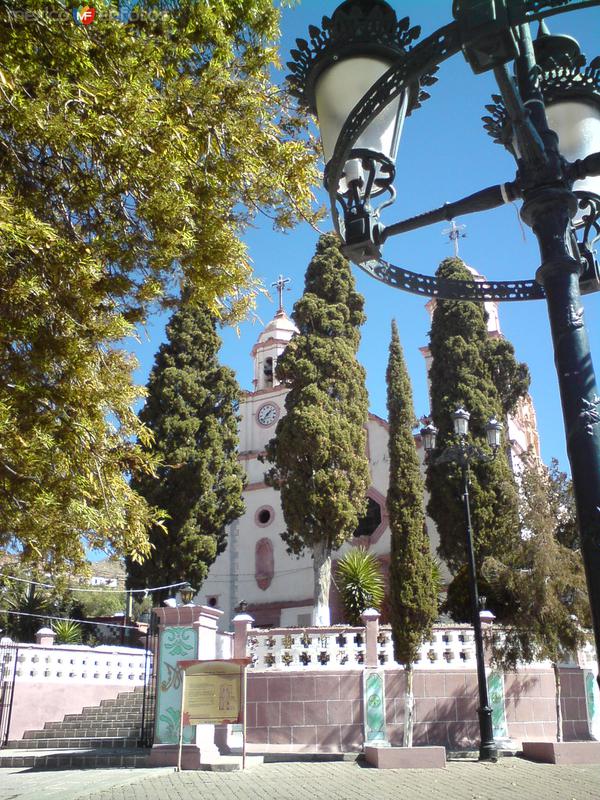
287, 0, 600, 682
421, 410, 503, 761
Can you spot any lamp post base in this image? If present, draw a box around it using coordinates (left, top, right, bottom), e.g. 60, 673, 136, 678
478, 705, 498, 762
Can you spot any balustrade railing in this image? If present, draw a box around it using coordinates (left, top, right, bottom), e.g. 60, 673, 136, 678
248, 626, 366, 670
5, 642, 147, 685
246, 624, 484, 671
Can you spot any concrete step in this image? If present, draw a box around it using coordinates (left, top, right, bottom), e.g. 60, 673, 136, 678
6, 736, 139, 750
44, 717, 142, 731
60, 713, 142, 723
25, 726, 140, 739
0, 747, 150, 770
80, 705, 143, 715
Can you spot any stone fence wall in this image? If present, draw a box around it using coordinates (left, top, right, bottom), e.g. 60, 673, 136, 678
1, 631, 149, 741
230, 612, 600, 753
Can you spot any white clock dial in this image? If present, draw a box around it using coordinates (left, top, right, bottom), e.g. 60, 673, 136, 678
257, 403, 278, 426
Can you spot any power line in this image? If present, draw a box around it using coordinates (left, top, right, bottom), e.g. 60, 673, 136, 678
0, 573, 187, 595
0, 609, 141, 631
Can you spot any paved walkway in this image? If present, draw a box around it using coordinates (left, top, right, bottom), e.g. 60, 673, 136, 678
2, 758, 600, 800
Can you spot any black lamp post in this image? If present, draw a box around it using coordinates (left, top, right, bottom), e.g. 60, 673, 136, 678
287, 0, 600, 683
421, 409, 503, 762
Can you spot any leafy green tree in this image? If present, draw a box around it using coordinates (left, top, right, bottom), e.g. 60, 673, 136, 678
426, 258, 528, 577
386, 320, 438, 747
127, 301, 245, 602
0, 0, 319, 574
336, 548, 384, 626
547, 458, 579, 551
483, 452, 590, 741
264, 233, 370, 625
74, 589, 126, 620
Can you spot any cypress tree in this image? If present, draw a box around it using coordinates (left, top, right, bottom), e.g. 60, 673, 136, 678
386, 320, 438, 747
127, 301, 244, 602
426, 258, 527, 576
264, 233, 370, 625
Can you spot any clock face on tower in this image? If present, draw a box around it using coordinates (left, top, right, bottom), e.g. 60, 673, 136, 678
257, 402, 279, 427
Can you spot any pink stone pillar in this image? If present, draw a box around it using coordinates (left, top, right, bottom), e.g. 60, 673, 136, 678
232, 613, 254, 659
149, 604, 224, 769
35, 627, 55, 647
361, 608, 380, 668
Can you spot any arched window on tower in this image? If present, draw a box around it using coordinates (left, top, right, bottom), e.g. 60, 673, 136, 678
263, 357, 274, 386
353, 496, 382, 539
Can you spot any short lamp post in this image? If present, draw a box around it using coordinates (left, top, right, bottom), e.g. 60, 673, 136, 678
287, 0, 600, 683
179, 583, 196, 606
421, 408, 503, 762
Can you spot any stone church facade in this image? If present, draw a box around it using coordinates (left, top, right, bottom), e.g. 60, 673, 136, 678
201, 273, 540, 630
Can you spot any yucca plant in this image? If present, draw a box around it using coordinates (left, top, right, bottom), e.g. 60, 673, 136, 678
52, 618, 83, 645
336, 548, 384, 626
4, 586, 52, 642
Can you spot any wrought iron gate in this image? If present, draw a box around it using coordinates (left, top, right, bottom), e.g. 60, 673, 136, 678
139, 611, 159, 747
0, 640, 18, 747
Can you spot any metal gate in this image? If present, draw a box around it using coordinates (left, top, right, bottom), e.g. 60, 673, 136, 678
0, 640, 19, 747
139, 611, 159, 747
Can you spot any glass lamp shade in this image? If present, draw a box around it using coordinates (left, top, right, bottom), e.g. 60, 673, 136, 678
546, 98, 600, 204
485, 417, 503, 449
179, 583, 195, 605
452, 408, 470, 438
420, 423, 438, 452
314, 55, 408, 195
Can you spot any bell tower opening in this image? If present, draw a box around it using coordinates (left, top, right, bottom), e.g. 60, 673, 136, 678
263, 356, 274, 386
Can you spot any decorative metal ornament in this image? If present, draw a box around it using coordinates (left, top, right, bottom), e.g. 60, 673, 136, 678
580, 395, 600, 436
359, 256, 546, 301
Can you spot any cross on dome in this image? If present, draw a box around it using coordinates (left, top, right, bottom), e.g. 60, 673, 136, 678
271, 274, 290, 314
442, 220, 467, 257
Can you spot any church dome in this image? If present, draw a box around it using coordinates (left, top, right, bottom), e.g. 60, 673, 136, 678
256, 309, 298, 345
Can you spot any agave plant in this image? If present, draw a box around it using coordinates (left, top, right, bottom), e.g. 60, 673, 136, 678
52, 618, 83, 645
4, 586, 52, 642
336, 548, 385, 626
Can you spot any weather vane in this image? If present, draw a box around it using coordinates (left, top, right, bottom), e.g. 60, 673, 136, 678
442, 220, 467, 258
271, 274, 290, 313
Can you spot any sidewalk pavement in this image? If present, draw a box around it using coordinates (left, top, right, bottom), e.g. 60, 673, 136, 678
2, 757, 600, 800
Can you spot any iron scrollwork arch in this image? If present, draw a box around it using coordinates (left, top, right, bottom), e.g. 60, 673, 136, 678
363, 258, 546, 301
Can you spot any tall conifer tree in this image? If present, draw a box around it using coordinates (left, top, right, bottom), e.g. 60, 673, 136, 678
387, 320, 438, 746
264, 233, 370, 625
426, 258, 527, 576
127, 301, 244, 601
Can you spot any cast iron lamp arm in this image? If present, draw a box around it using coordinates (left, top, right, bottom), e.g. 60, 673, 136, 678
428, 441, 498, 470
380, 181, 522, 242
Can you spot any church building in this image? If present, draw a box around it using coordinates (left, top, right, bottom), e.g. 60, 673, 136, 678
200, 272, 540, 630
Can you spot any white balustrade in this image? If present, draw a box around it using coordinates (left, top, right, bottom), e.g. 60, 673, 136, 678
5, 642, 148, 685
247, 624, 509, 671
377, 625, 478, 670
248, 626, 367, 670
578, 640, 598, 672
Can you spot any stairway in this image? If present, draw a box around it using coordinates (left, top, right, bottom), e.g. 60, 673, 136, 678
0, 686, 151, 769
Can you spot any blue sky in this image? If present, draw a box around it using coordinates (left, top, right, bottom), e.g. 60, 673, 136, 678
133, 0, 600, 474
